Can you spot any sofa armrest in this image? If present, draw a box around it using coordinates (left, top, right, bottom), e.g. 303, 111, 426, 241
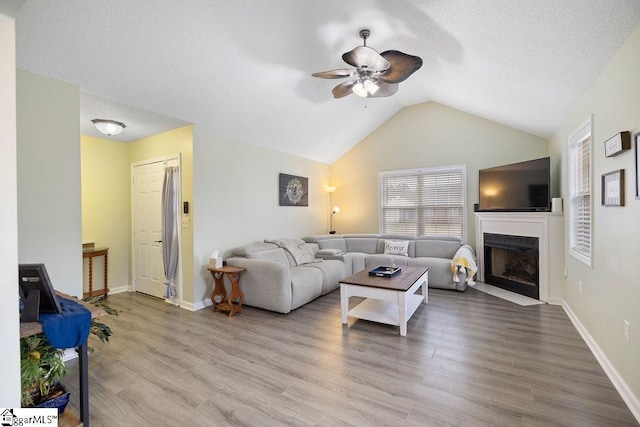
225, 257, 293, 313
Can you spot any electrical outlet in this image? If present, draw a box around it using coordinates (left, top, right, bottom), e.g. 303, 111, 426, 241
578, 280, 582, 293
624, 320, 631, 343
181, 217, 190, 228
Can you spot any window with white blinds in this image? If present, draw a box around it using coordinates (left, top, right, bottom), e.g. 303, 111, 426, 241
379, 165, 466, 239
568, 118, 593, 266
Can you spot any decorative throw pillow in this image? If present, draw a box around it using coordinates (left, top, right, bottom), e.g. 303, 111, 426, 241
384, 240, 409, 256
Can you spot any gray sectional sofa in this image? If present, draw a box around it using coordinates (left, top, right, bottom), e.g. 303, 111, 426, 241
225, 234, 471, 314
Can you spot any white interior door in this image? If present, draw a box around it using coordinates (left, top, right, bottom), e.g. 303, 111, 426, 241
132, 159, 179, 298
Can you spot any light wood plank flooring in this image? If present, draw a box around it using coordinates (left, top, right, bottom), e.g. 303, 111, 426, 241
64, 288, 638, 426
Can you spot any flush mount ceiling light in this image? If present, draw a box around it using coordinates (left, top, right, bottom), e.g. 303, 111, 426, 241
91, 119, 126, 136
312, 29, 422, 98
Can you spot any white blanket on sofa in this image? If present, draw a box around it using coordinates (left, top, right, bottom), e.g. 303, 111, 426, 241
265, 238, 318, 266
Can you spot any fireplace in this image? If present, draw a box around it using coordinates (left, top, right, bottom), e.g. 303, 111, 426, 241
475, 212, 564, 303
483, 233, 539, 299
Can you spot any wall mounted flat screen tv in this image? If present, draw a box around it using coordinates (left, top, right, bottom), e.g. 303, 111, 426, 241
478, 157, 550, 212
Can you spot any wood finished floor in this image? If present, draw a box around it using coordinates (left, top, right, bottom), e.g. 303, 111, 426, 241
64, 288, 638, 426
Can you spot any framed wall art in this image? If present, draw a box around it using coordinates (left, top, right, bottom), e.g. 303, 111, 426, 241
604, 131, 631, 157
601, 169, 625, 206
635, 132, 640, 200
279, 173, 308, 206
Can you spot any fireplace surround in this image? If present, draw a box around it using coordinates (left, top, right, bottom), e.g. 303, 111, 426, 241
475, 212, 564, 303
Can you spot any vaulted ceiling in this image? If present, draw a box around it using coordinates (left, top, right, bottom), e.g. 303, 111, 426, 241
14, 1, 640, 163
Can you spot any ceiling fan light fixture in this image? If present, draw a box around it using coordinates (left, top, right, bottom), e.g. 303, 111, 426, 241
352, 79, 379, 97
91, 119, 126, 136
364, 79, 379, 95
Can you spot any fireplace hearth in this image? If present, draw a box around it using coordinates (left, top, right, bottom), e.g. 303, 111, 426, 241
484, 233, 539, 299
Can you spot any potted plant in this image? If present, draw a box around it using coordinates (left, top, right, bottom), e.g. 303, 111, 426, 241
20, 334, 70, 413
20, 296, 118, 413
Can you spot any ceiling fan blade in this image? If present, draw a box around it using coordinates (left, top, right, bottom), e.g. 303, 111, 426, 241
332, 80, 357, 98
312, 69, 355, 79
368, 81, 399, 97
342, 46, 390, 71
379, 50, 423, 83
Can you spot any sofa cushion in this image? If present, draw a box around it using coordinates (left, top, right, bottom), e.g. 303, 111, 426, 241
304, 260, 344, 294
407, 256, 456, 287
246, 248, 290, 267
317, 238, 347, 253
290, 267, 323, 310
383, 240, 410, 256
415, 236, 461, 258
345, 238, 378, 254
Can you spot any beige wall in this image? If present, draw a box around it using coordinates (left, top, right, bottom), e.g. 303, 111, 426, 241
128, 125, 194, 303
192, 128, 331, 308
330, 101, 549, 245
0, 11, 20, 407
17, 69, 83, 297
549, 23, 640, 406
81, 135, 130, 292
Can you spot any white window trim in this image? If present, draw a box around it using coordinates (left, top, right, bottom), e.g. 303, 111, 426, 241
568, 116, 593, 267
378, 164, 467, 241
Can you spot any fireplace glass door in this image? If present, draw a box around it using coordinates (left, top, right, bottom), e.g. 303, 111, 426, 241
484, 233, 539, 299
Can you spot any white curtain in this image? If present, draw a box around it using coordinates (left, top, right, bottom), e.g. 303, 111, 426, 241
162, 166, 180, 298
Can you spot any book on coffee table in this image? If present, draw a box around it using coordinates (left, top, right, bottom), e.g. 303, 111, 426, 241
368, 266, 401, 277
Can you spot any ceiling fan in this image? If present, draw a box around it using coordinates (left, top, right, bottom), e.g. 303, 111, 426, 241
312, 29, 423, 99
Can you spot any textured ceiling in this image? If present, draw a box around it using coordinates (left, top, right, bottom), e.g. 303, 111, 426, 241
14, 1, 640, 164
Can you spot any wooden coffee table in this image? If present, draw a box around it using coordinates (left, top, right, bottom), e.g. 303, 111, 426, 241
340, 266, 428, 336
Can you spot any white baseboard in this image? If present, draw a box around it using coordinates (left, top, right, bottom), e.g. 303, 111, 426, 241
180, 298, 212, 312
547, 297, 564, 306
108, 286, 129, 295
562, 301, 640, 423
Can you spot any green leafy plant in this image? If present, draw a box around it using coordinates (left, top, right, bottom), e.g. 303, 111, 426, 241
20, 295, 120, 406
83, 295, 119, 345
20, 335, 69, 407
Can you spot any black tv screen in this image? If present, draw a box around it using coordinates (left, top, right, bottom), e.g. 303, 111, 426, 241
478, 157, 550, 211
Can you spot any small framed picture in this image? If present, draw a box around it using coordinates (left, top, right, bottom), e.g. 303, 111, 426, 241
604, 131, 631, 157
601, 169, 625, 206
635, 132, 640, 200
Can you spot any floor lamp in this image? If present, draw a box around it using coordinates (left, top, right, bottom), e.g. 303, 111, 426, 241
327, 186, 340, 234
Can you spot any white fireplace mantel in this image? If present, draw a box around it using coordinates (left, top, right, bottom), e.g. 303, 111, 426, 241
475, 212, 564, 304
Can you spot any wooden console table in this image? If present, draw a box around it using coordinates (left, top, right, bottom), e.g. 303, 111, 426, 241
20, 292, 106, 427
208, 266, 245, 317
82, 247, 108, 298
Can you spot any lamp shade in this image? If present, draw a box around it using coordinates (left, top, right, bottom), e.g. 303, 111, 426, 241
92, 119, 126, 136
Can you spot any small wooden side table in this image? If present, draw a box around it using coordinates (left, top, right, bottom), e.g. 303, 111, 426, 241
208, 266, 246, 317
83, 246, 109, 298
